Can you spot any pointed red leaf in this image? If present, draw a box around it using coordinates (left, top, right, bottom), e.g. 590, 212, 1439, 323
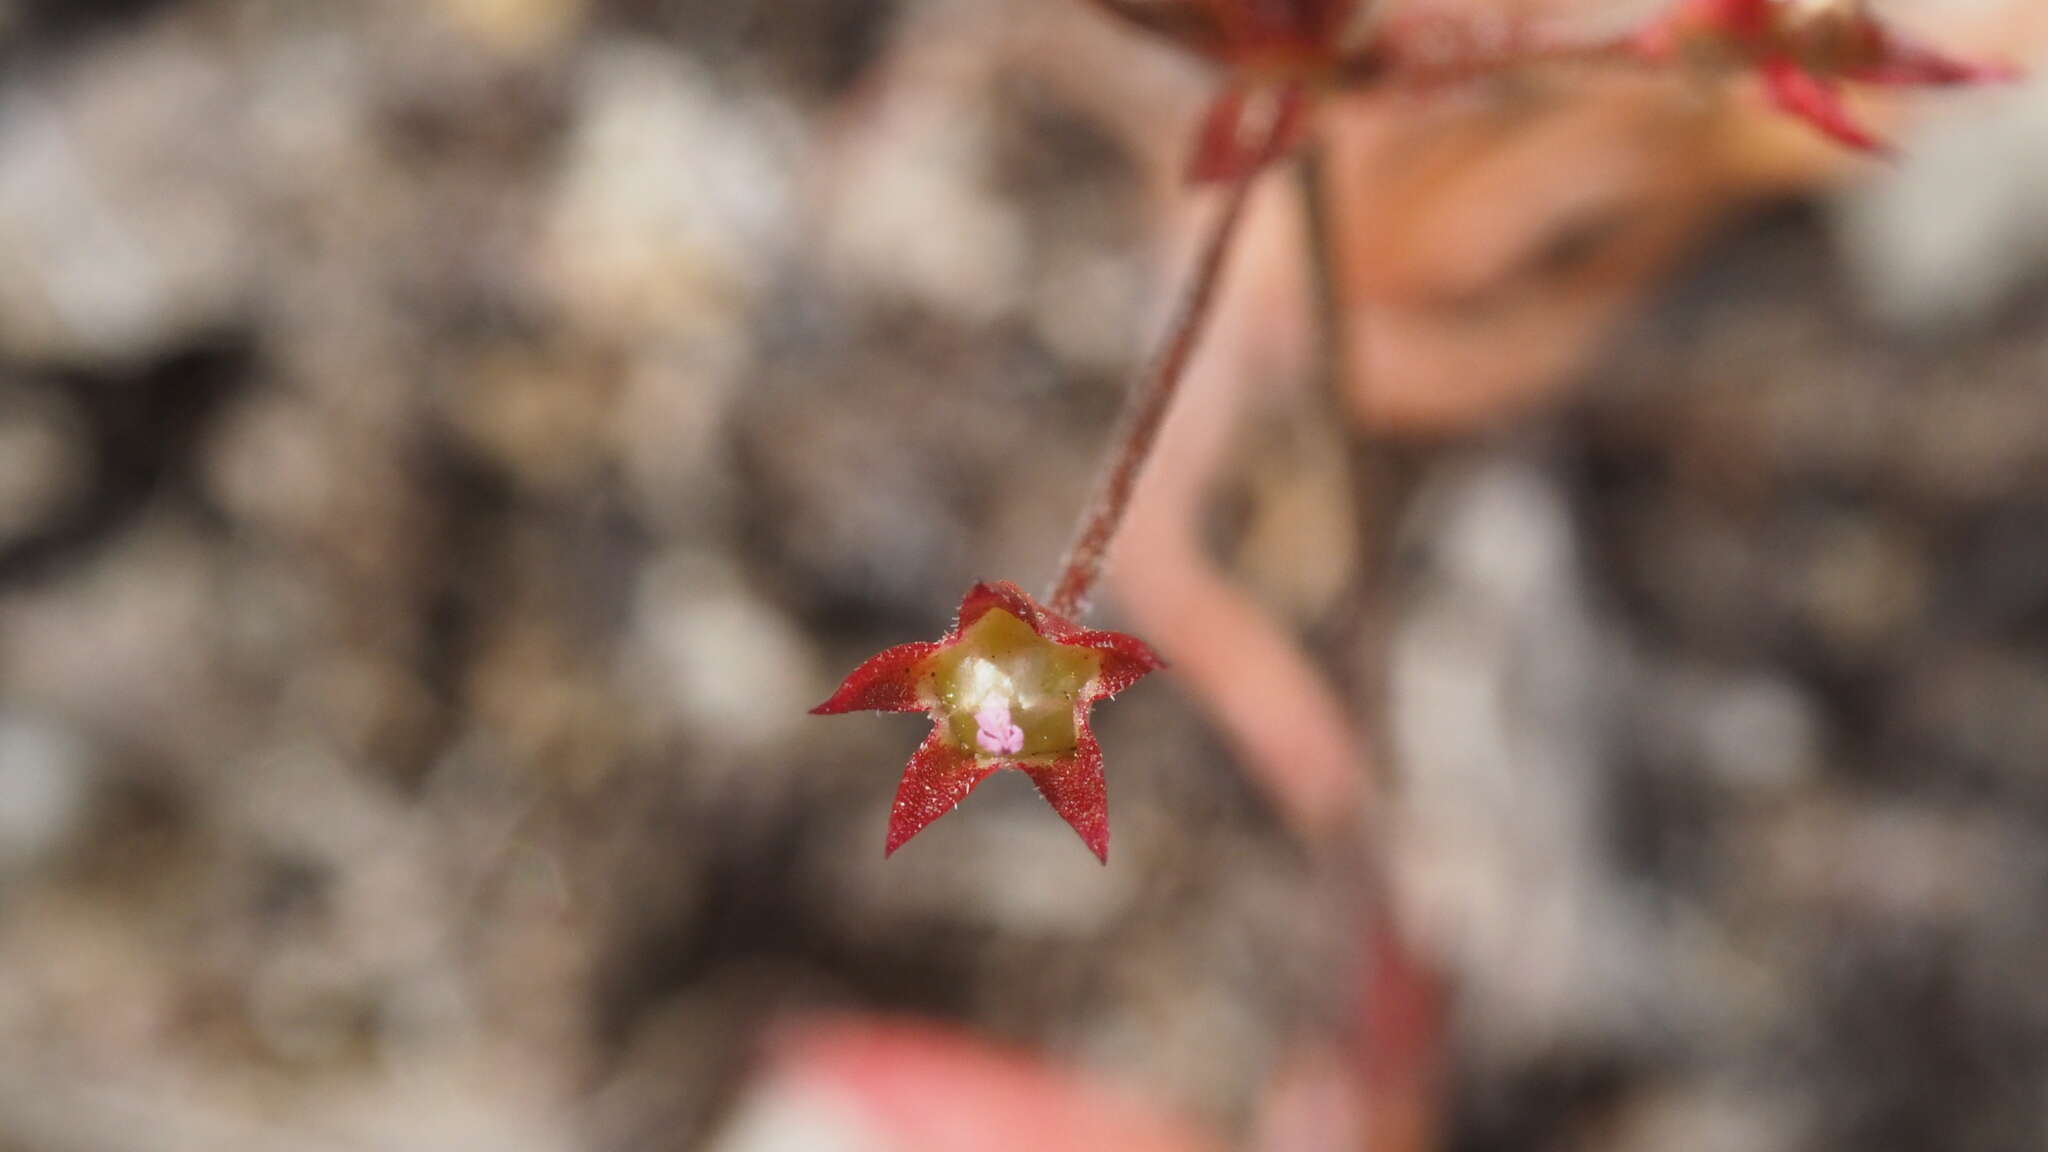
1763, 59, 1889, 154
886, 731, 1000, 856
813, 641, 940, 715
1021, 727, 1110, 863
1073, 628, 1166, 698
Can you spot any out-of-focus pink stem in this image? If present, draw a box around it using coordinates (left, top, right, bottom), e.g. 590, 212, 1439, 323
1046, 104, 1278, 619
1105, 158, 1369, 850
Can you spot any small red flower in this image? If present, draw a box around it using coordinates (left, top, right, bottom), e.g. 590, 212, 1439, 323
813, 582, 1164, 862
1634, 0, 2019, 152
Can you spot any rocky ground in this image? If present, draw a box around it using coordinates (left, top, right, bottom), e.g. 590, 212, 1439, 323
0, 1, 2042, 1150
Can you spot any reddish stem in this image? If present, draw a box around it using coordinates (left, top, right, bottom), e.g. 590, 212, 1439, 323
1045, 122, 1267, 619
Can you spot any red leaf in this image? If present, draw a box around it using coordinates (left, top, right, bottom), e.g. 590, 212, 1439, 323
813, 641, 940, 715
1762, 58, 1888, 154
886, 730, 1001, 856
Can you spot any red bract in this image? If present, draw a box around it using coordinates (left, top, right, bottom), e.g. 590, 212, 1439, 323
813, 582, 1164, 862
1634, 0, 2019, 152
1085, 0, 1378, 181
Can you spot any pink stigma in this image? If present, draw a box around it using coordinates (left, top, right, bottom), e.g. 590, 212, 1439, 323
974, 700, 1026, 756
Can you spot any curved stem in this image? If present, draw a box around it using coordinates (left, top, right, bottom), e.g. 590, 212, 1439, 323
1045, 122, 1266, 619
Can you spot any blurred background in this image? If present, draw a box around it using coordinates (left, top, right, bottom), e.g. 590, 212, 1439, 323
0, 0, 2045, 1149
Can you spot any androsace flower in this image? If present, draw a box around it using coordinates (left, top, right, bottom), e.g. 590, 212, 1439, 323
813, 582, 1165, 862
1634, 0, 2019, 152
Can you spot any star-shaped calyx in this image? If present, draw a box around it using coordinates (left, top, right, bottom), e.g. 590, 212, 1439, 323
1635, 0, 2019, 152
812, 582, 1164, 862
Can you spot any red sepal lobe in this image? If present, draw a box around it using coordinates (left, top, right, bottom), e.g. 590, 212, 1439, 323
887, 731, 1001, 857
1021, 729, 1111, 863
811, 641, 940, 715
1077, 626, 1166, 697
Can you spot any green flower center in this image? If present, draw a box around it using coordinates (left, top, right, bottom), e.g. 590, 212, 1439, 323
922, 609, 1101, 759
